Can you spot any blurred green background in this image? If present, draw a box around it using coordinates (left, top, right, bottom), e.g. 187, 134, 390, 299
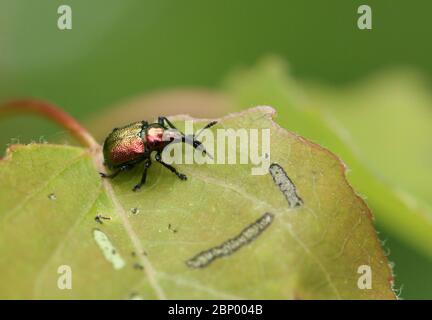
1, 0, 431, 299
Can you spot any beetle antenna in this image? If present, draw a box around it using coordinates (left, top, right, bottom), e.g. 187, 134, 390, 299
194, 121, 217, 139
180, 121, 216, 159
182, 135, 213, 159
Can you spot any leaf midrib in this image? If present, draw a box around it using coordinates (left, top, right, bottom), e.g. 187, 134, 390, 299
89, 148, 168, 299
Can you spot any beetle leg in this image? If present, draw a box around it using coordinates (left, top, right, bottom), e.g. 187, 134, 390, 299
155, 153, 187, 181
100, 164, 133, 179
133, 159, 152, 192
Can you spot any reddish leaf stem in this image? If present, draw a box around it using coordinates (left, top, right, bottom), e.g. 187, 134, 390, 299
0, 99, 99, 149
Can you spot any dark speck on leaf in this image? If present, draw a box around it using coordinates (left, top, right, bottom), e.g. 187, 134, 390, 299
168, 223, 178, 233
95, 214, 111, 224
131, 251, 148, 257
133, 263, 144, 270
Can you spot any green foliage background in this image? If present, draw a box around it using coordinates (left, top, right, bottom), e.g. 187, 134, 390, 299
1, 0, 431, 299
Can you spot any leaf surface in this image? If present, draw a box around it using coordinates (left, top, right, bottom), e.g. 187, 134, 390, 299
0, 107, 394, 299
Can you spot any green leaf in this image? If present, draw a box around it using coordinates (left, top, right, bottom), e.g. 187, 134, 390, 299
224, 58, 432, 259
0, 107, 394, 299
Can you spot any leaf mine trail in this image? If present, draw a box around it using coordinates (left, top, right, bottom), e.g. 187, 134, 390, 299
186, 212, 274, 268
269, 163, 303, 208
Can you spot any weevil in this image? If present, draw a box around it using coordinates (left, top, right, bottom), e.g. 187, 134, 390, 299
101, 116, 217, 191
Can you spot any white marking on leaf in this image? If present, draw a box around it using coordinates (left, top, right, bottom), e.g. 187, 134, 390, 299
93, 229, 125, 270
